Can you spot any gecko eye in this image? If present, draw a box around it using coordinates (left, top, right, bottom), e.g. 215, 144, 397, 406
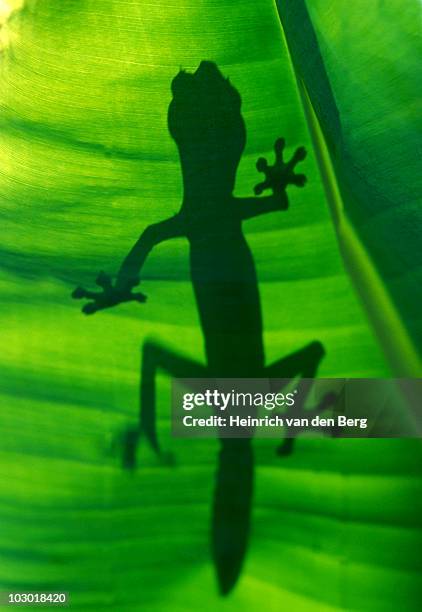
171, 70, 194, 97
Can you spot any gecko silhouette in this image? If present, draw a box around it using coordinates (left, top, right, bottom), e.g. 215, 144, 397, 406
73, 61, 328, 595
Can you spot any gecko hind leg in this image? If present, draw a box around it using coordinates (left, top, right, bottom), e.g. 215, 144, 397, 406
264, 341, 325, 456
122, 340, 207, 469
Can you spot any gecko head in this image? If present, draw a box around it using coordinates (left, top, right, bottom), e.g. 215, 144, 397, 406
168, 61, 246, 190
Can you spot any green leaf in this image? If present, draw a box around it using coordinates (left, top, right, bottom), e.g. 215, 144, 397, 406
0, 1, 421, 610
276, 0, 422, 375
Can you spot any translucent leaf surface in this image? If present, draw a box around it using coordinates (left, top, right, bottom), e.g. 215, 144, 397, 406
0, 1, 421, 610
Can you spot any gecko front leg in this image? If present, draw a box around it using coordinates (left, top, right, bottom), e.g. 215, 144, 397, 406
237, 137, 307, 220
254, 137, 307, 198
72, 271, 146, 314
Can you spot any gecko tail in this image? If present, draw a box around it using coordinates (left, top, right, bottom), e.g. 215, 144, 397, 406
212, 438, 254, 595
